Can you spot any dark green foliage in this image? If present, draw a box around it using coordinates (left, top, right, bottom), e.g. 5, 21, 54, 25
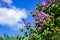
31, 12, 36, 17
0, 37, 3, 40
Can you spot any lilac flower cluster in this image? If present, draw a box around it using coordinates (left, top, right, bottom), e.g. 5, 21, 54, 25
22, 19, 28, 28
34, 10, 52, 30
23, 0, 53, 30
41, 0, 51, 9
33, 0, 53, 30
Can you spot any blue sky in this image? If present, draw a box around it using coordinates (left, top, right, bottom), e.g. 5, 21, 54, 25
13, 0, 42, 11
0, 0, 45, 37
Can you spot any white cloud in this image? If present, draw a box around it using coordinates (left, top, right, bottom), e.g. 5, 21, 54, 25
0, 7, 27, 30
0, 0, 28, 30
2, 0, 12, 5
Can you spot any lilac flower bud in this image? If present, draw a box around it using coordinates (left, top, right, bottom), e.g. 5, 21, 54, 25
41, 2, 48, 9
40, 11, 49, 16
34, 9, 39, 14
41, 0, 51, 9
22, 19, 28, 28
38, 27, 42, 30
40, 24, 44, 27
40, 19, 44, 24
41, 2, 47, 7
46, 0, 52, 4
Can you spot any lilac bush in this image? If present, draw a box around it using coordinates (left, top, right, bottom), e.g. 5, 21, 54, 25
21, 0, 60, 40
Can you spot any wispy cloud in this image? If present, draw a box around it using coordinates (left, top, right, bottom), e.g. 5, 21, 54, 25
0, 0, 27, 30
0, 7, 27, 26
2, 0, 12, 5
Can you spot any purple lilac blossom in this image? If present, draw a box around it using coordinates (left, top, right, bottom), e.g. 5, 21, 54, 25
41, 2, 47, 8
38, 27, 42, 30
34, 9, 39, 14
34, 10, 52, 30
22, 19, 28, 28
41, 0, 51, 9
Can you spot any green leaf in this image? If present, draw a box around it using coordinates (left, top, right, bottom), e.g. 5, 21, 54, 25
31, 12, 36, 17
19, 28, 23, 32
